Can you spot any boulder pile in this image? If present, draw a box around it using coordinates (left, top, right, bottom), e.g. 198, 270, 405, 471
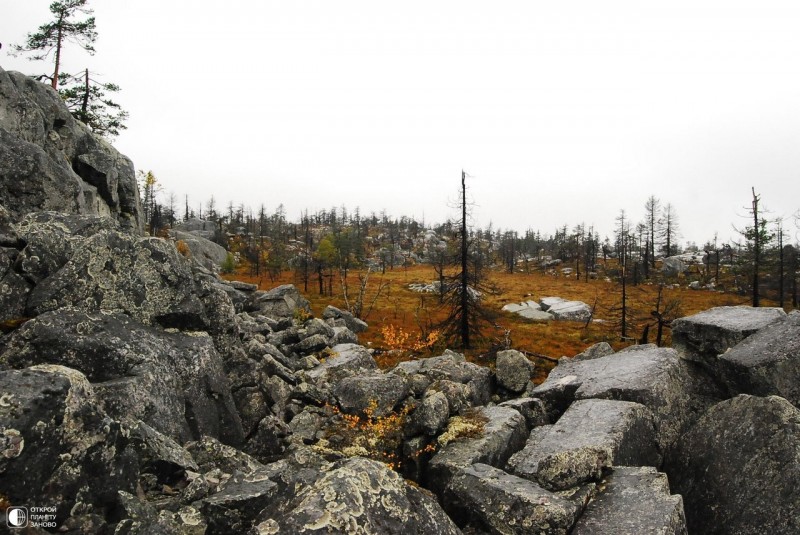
2, 68, 799, 534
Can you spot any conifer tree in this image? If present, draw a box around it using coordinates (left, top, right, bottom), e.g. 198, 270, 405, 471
13, 0, 97, 90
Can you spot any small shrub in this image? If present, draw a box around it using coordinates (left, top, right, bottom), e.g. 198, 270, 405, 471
293, 307, 312, 323
220, 252, 236, 274
175, 239, 191, 258
321, 399, 410, 471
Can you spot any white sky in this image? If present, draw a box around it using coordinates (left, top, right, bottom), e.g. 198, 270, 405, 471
3, 1, 800, 246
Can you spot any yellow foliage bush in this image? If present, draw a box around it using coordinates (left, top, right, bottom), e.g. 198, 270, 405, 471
322, 399, 409, 471
175, 239, 191, 258
381, 324, 441, 352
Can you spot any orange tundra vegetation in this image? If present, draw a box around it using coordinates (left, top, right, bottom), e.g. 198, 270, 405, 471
225, 262, 765, 381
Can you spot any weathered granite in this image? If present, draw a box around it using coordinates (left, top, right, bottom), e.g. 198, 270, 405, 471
571, 466, 687, 535
667, 395, 800, 535
671, 305, 786, 366
508, 399, 660, 491
718, 313, 800, 406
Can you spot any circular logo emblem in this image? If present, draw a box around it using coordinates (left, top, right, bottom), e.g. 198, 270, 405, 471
7, 507, 28, 528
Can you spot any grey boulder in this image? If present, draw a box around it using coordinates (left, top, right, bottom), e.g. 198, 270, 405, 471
507, 399, 659, 491
667, 394, 800, 535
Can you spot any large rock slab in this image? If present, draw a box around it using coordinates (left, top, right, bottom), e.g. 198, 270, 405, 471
0, 308, 243, 445
571, 466, 687, 535
531, 348, 703, 451
502, 300, 554, 321
25, 230, 208, 329
445, 463, 592, 534
333, 371, 409, 417
718, 313, 800, 406
671, 305, 786, 366
666, 395, 800, 535
305, 343, 377, 385
249, 284, 311, 320
255, 456, 461, 535
508, 399, 659, 491
170, 229, 228, 272
540, 297, 592, 322
427, 405, 528, 498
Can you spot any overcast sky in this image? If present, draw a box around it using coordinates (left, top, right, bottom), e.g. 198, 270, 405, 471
3, 1, 800, 246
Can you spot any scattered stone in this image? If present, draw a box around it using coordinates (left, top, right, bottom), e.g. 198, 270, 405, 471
499, 397, 550, 429
408, 390, 451, 436
322, 305, 368, 333
495, 349, 535, 393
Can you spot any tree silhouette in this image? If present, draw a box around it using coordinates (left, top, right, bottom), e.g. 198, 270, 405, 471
438, 171, 497, 350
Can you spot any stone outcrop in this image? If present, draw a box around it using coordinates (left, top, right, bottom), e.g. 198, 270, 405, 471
715, 312, 800, 405
0, 308, 244, 445
170, 228, 228, 272
0, 67, 142, 232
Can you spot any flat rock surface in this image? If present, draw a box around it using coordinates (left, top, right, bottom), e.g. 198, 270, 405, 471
672, 306, 786, 365
571, 466, 687, 535
532, 348, 699, 450
508, 399, 659, 491
428, 405, 529, 499
445, 463, 592, 535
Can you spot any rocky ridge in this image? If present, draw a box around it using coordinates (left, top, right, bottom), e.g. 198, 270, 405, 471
1, 68, 799, 534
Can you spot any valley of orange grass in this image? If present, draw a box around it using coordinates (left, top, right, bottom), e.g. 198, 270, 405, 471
225, 262, 768, 380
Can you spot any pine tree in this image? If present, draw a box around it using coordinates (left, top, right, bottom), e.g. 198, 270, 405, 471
57, 69, 128, 138
12, 0, 97, 90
